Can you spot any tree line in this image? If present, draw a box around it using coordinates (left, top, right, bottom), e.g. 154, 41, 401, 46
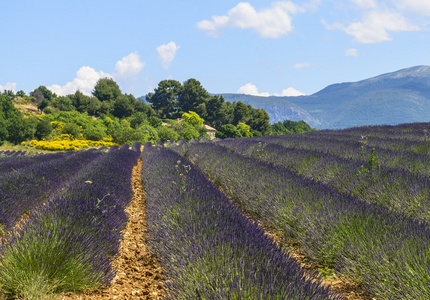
0, 78, 315, 146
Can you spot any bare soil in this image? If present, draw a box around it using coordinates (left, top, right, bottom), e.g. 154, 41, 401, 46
59, 159, 164, 300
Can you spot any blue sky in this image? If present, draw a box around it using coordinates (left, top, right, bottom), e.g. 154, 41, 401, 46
1, 0, 429, 98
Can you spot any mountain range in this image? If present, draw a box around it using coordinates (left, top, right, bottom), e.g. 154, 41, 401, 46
218, 65, 430, 129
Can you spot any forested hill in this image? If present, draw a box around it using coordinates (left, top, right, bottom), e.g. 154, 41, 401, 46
220, 66, 430, 129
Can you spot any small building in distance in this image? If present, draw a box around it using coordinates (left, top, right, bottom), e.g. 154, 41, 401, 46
204, 124, 217, 139
162, 118, 217, 139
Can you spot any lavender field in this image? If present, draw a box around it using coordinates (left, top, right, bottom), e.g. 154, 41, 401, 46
0, 122, 430, 299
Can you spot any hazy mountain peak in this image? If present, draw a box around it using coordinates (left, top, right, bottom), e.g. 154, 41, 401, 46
370, 65, 430, 81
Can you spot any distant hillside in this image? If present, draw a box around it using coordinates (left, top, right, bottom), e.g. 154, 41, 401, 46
219, 66, 430, 129
215, 93, 321, 128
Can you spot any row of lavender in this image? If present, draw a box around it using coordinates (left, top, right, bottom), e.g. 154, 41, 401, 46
213, 137, 430, 221
0, 150, 29, 157
241, 129, 430, 175
0, 150, 103, 234
0, 146, 139, 299
140, 144, 341, 299
172, 141, 430, 299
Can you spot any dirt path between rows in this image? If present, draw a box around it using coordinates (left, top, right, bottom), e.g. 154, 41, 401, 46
59, 159, 164, 300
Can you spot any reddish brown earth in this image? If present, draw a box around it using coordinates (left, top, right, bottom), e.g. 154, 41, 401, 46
59, 159, 164, 300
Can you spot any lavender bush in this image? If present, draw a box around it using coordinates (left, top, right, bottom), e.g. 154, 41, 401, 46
141, 145, 341, 299
176, 141, 430, 299
0, 148, 139, 299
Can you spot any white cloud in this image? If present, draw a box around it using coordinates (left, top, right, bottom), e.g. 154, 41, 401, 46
350, 0, 378, 9
48, 52, 146, 96
345, 48, 359, 56
323, 1, 420, 44
394, 0, 430, 15
113, 51, 145, 79
157, 42, 180, 70
237, 83, 270, 97
294, 62, 313, 69
0, 82, 17, 92
238, 83, 305, 97
196, 1, 316, 38
274, 87, 305, 96
48, 66, 112, 96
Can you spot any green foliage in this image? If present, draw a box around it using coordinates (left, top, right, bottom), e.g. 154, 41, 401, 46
272, 120, 316, 135
137, 124, 159, 143
112, 94, 134, 118
182, 111, 204, 127
178, 78, 210, 115
34, 120, 53, 140
129, 112, 147, 129
83, 124, 106, 141
216, 124, 242, 138
236, 122, 252, 137
174, 122, 200, 141
148, 116, 162, 128
156, 125, 180, 142
31, 86, 54, 101
146, 79, 183, 119
37, 99, 49, 112
0, 112, 8, 145
61, 123, 81, 138
16, 90, 26, 97
0, 95, 35, 144
51, 96, 74, 111
92, 78, 121, 102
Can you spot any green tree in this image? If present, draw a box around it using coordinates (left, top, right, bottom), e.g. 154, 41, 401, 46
215, 124, 242, 138
51, 96, 74, 111
272, 120, 315, 135
205, 95, 228, 129
70, 90, 91, 113
37, 99, 49, 112
148, 116, 162, 128
34, 120, 53, 140
156, 125, 180, 142
16, 90, 26, 97
129, 112, 147, 129
137, 124, 159, 143
61, 123, 81, 138
83, 124, 106, 141
236, 122, 252, 137
92, 78, 121, 102
112, 94, 134, 118
86, 97, 102, 116
182, 111, 204, 127
0, 112, 8, 145
31, 86, 54, 101
249, 108, 271, 136
146, 80, 182, 118
178, 78, 210, 115
232, 101, 252, 125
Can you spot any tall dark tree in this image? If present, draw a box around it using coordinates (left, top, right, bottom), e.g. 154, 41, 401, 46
31, 86, 54, 101
112, 94, 135, 118
249, 108, 271, 136
178, 78, 210, 115
146, 80, 183, 119
232, 101, 253, 125
92, 78, 121, 102
37, 99, 49, 112
34, 120, 53, 140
